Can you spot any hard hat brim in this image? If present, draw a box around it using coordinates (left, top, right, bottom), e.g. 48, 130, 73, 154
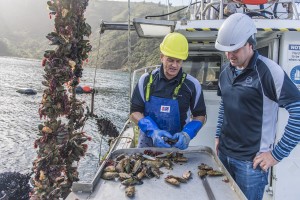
215, 39, 247, 52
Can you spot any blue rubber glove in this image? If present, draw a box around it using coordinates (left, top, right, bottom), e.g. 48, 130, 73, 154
172, 132, 190, 150
182, 120, 203, 139
138, 116, 173, 148
173, 120, 203, 150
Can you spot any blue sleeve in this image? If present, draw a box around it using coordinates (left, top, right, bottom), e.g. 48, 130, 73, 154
272, 101, 300, 161
278, 73, 300, 107
216, 99, 224, 138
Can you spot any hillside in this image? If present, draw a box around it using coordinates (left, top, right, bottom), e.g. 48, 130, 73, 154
0, 0, 187, 70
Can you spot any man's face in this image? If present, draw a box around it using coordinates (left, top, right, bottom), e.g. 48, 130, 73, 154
161, 54, 183, 80
225, 43, 253, 67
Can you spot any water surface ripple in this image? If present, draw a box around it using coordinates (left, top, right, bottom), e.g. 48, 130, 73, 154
0, 57, 130, 182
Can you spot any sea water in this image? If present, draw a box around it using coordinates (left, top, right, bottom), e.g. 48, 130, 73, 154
0, 57, 130, 182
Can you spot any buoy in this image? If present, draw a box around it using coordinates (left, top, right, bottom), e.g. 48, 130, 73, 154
75, 86, 84, 94
75, 86, 93, 94
82, 86, 92, 93
16, 88, 37, 95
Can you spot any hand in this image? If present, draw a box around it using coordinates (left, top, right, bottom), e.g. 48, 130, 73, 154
253, 151, 279, 172
172, 132, 190, 150
150, 130, 173, 148
215, 138, 220, 155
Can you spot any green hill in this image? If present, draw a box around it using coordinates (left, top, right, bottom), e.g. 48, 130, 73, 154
0, 0, 186, 70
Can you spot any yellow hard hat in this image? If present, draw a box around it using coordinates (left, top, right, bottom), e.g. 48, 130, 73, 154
160, 32, 188, 60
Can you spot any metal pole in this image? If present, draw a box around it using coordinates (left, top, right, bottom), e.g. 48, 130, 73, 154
128, 0, 132, 107
167, 0, 170, 20
91, 90, 95, 115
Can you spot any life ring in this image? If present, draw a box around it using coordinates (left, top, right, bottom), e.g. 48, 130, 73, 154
16, 88, 37, 95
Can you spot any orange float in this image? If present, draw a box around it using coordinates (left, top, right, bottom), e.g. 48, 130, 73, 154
82, 86, 92, 93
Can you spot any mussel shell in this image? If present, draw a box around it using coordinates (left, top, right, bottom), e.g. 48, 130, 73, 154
182, 170, 192, 180
198, 170, 207, 178
165, 176, 180, 186
101, 172, 119, 180
207, 170, 223, 176
125, 186, 135, 197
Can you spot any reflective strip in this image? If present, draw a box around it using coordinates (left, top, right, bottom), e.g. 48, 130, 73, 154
257, 28, 298, 31
186, 28, 219, 32
186, 28, 300, 32
145, 72, 153, 101
186, 28, 196, 32
173, 73, 186, 99
145, 71, 187, 101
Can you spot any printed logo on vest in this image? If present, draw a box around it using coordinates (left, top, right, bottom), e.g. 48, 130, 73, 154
242, 76, 253, 87
160, 106, 170, 113
245, 76, 253, 84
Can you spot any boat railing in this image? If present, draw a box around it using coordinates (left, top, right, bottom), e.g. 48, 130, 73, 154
189, 0, 300, 20
71, 119, 133, 192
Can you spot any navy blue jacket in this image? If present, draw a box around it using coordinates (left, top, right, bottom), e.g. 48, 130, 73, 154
216, 50, 300, 161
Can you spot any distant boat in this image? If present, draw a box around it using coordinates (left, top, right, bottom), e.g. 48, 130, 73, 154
16, 88, 37, 95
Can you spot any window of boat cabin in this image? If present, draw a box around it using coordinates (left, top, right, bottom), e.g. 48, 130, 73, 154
256, 38, 280, 64
257, 46, 269, 58
182, 55, 221, 90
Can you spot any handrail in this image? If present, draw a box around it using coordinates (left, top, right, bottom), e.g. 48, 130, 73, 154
192, 0, 300, 20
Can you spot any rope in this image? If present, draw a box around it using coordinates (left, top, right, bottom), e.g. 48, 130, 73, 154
91, 28, 105, 162
92, 29, 103, 90
128, 0, 133, 107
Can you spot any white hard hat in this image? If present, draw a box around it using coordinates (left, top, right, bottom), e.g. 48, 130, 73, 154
215, 13, 257, 52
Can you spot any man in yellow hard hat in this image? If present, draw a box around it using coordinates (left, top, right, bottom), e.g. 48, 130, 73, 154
130, 32, 206, 149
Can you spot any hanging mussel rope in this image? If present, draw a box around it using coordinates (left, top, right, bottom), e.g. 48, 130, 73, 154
31, 0, 92, 199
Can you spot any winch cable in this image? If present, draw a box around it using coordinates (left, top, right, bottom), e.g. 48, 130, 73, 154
145, 1, 200, 19
128, 0, 132, 104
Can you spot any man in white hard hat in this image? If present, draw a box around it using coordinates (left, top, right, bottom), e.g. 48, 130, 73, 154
130, 32, 206, 149
215, 13, 300, 200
